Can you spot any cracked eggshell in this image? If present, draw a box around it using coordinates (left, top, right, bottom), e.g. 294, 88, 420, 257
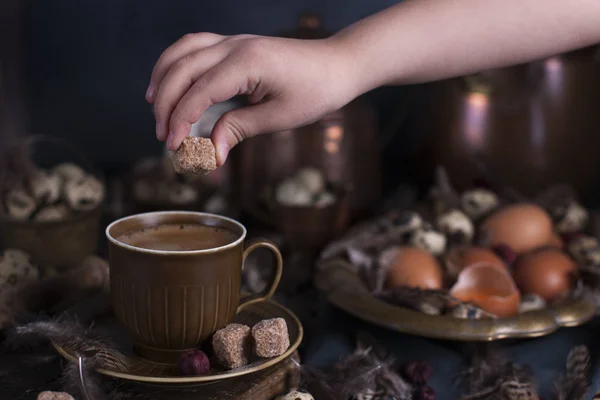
437, 209, 474, 241
554, 201, 589, 233
5, 188, 36, 220
52, 163, 86, 182
0, 249, 39, 288
276, 389, 314, 400
409, 226, 447, 256
29, 171, 62, 204
460, 189, 499, 219
64, 175, 105, 211
276, 178, 313, 206
296, 167, 325, 196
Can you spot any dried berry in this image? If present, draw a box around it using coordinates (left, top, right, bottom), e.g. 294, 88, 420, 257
560, 231, 584, 247
403, 361, 433, 385
177, 349, 210, 376
415, 386, 436, 400
492, 244, 517, 266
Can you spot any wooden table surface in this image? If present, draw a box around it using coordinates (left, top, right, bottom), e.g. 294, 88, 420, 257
0, 345, 303, 400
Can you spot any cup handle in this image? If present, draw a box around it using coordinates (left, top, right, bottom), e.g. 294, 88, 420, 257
237, 239, 283, 313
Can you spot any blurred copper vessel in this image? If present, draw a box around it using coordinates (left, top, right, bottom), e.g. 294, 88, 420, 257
413, 46, 600, 203
238, 14, 382, 219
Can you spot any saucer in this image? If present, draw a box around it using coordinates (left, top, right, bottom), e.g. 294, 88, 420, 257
53, 299, 303, 385
316, 259, 596, 341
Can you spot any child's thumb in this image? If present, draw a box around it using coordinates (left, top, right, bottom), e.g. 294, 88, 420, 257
210, 101, 283, 166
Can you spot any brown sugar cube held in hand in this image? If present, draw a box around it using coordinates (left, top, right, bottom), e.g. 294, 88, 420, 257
212, 323, 252, 369
171, 137, 217, 175
251, 318, 290, 358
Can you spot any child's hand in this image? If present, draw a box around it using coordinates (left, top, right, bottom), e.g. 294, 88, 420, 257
146, 33, 356, 165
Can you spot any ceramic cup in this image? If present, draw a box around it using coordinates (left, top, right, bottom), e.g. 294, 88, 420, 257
106, 211, 283, 363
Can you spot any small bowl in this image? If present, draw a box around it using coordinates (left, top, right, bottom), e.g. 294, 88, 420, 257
273, 190, 350, 251
0, 136, 104, 270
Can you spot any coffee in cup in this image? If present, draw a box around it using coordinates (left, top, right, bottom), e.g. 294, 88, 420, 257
106, 211, 283, 364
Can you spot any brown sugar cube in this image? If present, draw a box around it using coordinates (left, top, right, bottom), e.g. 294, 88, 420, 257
37, 392, 75, 400
251, 318, 290, 358
212, 323, 252, 369
171, 137, 217, 175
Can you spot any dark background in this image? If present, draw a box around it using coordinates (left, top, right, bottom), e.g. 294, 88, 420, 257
6, 0, 410, 182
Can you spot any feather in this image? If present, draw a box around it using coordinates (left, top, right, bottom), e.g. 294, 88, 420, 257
321, 334, 413, 400
5, 320, 128, 372
459, 344, 538, 400
375, 287, 450, 315
553, 346, 590, 400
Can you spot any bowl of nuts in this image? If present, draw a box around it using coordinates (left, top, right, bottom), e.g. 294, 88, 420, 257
0, 136, 105, 270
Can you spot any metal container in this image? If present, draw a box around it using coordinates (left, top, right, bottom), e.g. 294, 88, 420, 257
412, 46, 600, 203
238, 14, 382, 219
0, 136, 104, 270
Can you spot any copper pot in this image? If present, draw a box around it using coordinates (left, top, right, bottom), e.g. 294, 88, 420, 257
413, 46, 600, 203
238, 14, 382, 218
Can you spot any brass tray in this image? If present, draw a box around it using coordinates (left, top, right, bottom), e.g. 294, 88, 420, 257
315, 258, 596, 341
54, 299, 303, 385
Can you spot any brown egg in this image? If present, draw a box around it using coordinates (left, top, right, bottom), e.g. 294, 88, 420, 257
481, 204, 553, 254
446, 246, 505, 276
450, 262, 520, 318
381, 246, 443, 290
513, 248, 577, 302
547, 232, 564, 249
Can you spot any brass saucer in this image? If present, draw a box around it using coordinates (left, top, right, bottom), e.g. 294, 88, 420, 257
316, 259, 596, 341
53, 299, 303, 385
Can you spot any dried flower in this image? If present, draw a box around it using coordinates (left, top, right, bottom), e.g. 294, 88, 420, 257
403, 361, 433, 386
415, 386, 436, 400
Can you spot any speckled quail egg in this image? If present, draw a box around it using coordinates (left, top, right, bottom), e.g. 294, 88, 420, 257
437, 209, 474, 242
518, 294, 546, 313
553, 201, 589, 233
29, 171, 62, 204
567, 236, 600, 266
35, 204, 70, 222
0, 249, 39, 288
409, 225, 447, 256
167, 183, 198, 205
64, 175, 104, 211
276, 178, 313, 206
5, 188, 36, 220
386, 210, 423, 235
460, 189, 499, 219
296, 167, 325, 196
52, 162, 86, 182
275, 389, 314, 400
